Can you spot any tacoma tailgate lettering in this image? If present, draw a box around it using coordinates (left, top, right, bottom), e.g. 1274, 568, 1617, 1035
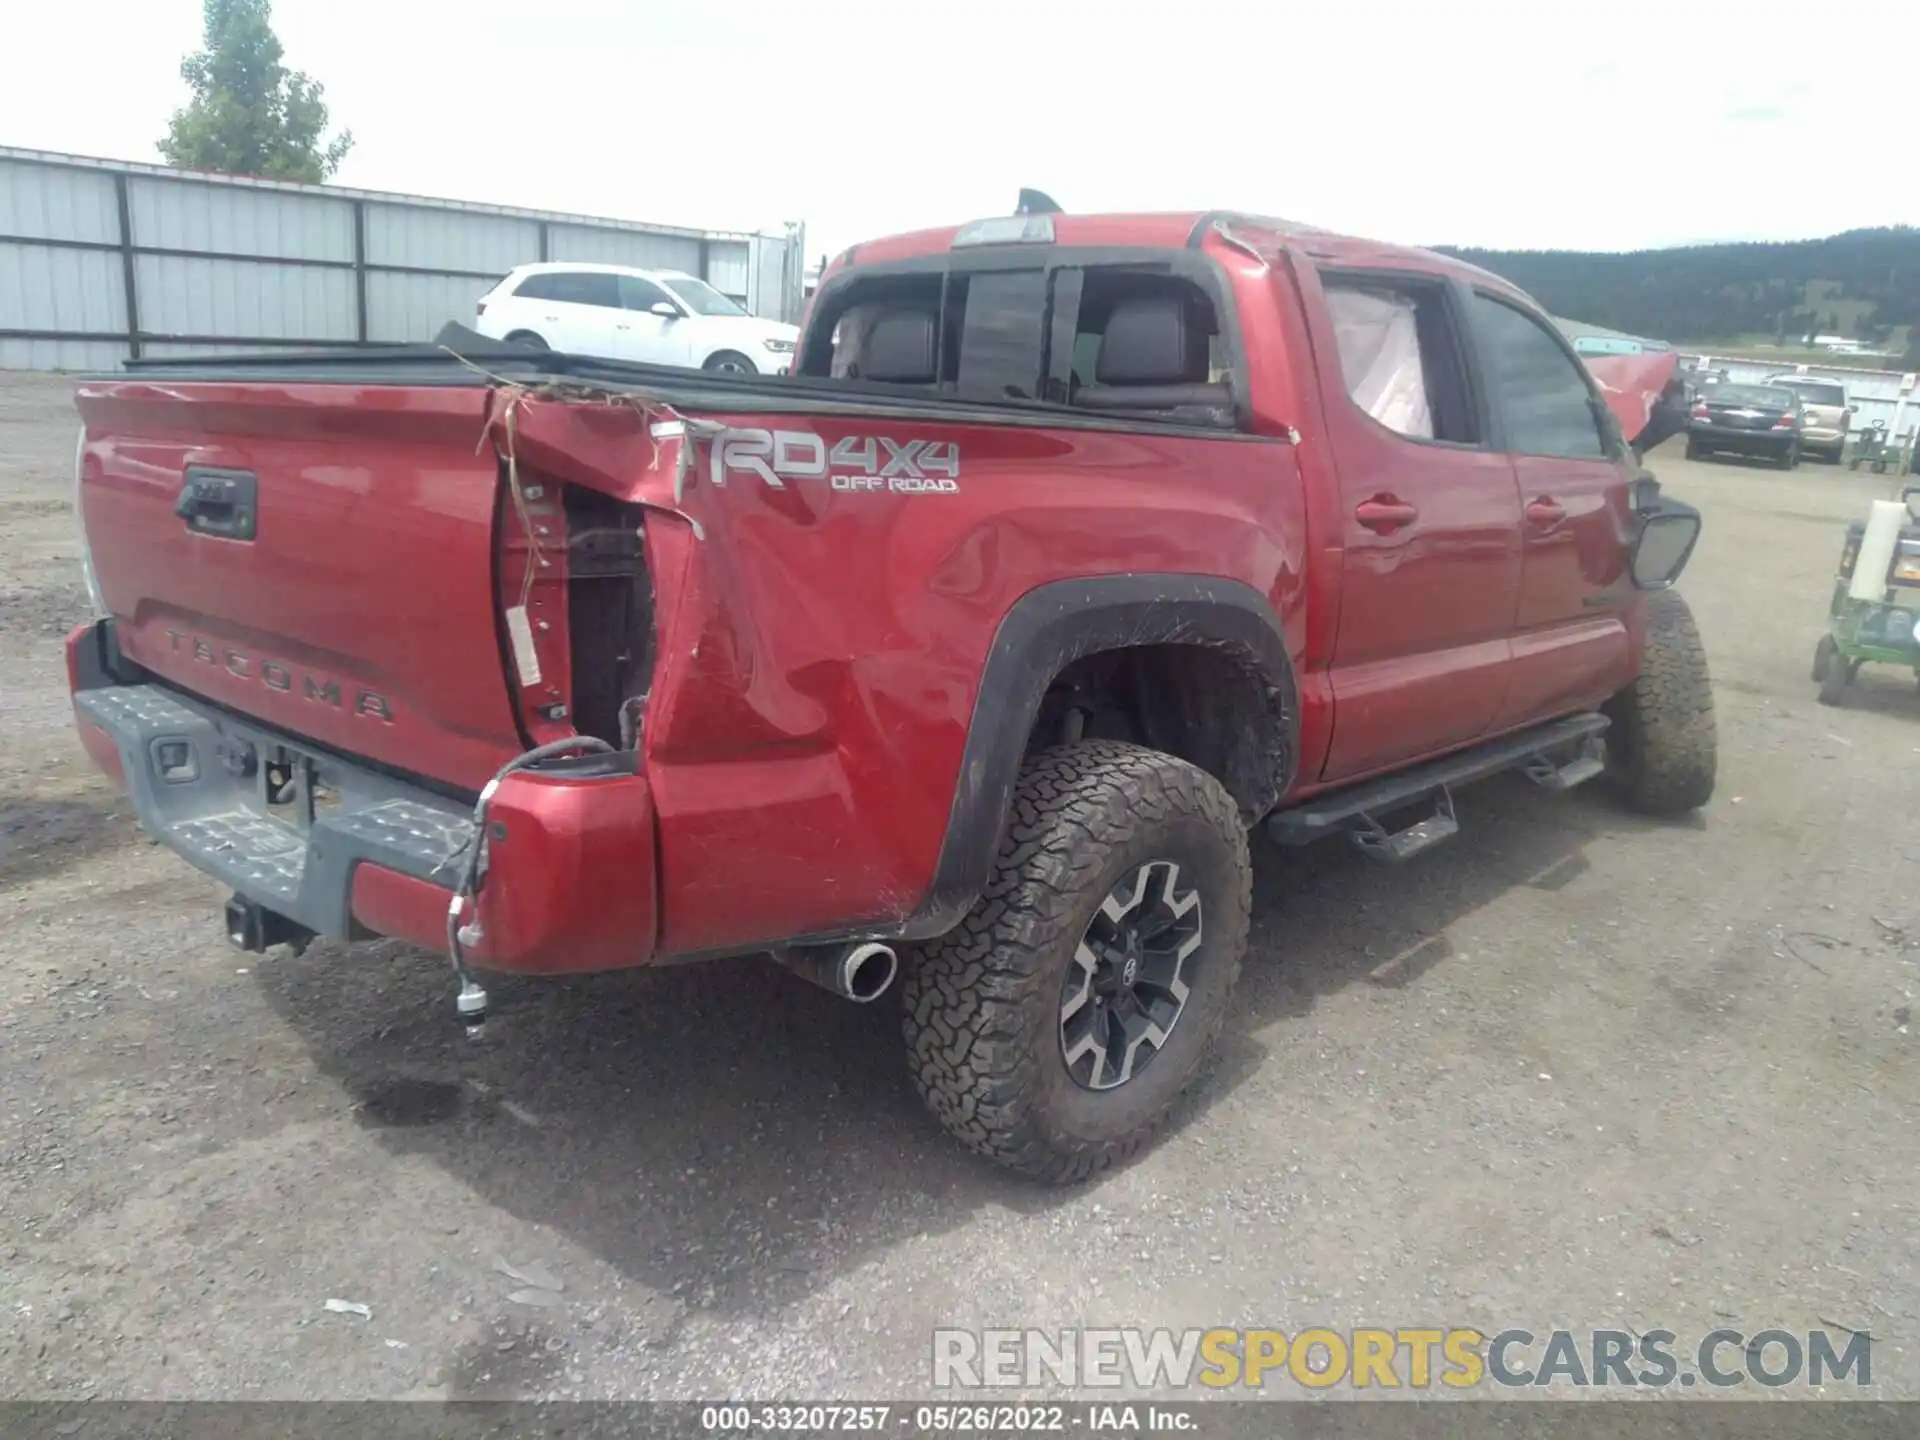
163, 629, 391, 724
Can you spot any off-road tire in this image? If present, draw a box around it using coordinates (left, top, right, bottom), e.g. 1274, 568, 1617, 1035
1603, 589, 1717, 815
901, 741, 1251, 1184
1818, 657, 1852, 707
1812, 635, 1836, 683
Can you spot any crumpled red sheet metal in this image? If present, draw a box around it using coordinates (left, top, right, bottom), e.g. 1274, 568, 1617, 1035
1583, 351, 1680, 446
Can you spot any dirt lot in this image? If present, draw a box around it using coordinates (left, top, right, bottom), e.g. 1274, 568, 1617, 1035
2, 368, 1918, 1403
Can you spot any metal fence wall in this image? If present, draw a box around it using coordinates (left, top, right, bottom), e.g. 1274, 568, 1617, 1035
0, 147, 803, 371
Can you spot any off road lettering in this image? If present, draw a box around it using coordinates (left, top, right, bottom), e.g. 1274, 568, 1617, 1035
713, 428, 960, 494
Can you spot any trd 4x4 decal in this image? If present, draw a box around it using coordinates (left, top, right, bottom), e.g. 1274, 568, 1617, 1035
709, 429, 961, 494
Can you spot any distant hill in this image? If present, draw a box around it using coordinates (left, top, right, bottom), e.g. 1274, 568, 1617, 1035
1441, 227, 1920, 366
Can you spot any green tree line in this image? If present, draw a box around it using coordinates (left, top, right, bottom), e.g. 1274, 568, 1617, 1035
1442, 228, 1920, 363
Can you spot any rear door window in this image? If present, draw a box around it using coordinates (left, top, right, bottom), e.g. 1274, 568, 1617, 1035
1469, 294, 1608, 459
516, 271, 621, 309
1322, 276, 1480, 445
1712, 385, 1796, 409
1778, 380, 1845, 406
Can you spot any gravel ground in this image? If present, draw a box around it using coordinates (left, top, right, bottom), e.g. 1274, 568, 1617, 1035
2, 368, 1917, 1403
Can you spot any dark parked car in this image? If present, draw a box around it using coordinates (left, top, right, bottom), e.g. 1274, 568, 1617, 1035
1686, 383, 1806, 468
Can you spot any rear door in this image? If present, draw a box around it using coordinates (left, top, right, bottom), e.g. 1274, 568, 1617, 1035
1466, 291, 1636, 728
516, 271, 624, 357
1294, 265, 1524, 781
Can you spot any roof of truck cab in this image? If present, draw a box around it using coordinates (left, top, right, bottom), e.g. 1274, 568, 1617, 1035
834, 211, 1529, 299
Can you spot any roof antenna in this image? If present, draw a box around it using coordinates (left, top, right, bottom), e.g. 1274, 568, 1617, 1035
1017, 188, 1063, 216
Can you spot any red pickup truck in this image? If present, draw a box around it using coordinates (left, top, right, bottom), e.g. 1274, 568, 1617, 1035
66, 208, 1713, 1182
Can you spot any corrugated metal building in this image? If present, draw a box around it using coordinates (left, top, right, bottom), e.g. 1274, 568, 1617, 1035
0, 146, 806, 371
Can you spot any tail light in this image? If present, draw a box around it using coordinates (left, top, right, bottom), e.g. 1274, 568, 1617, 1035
1691, 405, 1710, 421
494, 463, 575, 748
74, 427, 107, 618
492, 466, 654, 751
477, 300, 489, 317
1773, 414, 1796, 429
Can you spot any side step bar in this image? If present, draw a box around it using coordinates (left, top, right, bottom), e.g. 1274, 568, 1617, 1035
1267, 712, 1610, 863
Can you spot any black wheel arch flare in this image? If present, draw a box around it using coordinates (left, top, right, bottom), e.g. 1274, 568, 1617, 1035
904, 573, 1299, 941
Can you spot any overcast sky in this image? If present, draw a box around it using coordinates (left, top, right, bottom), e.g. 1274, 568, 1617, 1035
3, 0, 1913, 262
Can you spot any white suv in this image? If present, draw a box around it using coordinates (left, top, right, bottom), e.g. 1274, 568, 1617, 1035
473, 263, 798, 375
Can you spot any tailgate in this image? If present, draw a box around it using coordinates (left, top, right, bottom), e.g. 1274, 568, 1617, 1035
74, 380, 521, 791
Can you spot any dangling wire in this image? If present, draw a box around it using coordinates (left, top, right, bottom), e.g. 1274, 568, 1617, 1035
444, 735, 614, 1037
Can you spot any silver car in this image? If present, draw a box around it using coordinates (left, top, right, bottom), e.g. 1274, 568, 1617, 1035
1764, 376, 1853, 462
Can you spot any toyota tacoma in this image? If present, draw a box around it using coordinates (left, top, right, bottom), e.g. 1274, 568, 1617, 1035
65, 207, 1714, 1182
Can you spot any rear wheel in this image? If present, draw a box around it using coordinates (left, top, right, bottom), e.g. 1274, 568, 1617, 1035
1684, 437, 1705, 461
702, 350, 756, 375
1812, 634, 1836, 683
901, 741, 1250, 1184
1819, 658, 1852, 706
1603, 589, 1717, 815
506, 331, 549, 351
1777, 441, 1801, 470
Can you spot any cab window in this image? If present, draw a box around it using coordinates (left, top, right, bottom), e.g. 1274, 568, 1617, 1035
801, 257, 1237, 427
1470, 293, 1608, 459
617, 276, 675, 312
1321, 275, 1479, 445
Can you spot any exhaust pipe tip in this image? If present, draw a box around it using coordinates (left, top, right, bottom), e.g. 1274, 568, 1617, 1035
839, 941, 898, 1003
772, 939, 899, 1003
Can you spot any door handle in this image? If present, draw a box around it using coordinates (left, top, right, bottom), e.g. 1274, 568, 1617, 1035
1525, 496, 1567, 528
1354, 495, 1419, 534
174, 467, 257, 541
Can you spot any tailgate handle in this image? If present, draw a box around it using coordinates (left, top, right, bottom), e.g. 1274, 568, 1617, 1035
175, 467, 258, 541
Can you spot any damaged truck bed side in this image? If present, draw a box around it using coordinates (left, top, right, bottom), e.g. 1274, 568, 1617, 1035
67, 209, 1714, 1181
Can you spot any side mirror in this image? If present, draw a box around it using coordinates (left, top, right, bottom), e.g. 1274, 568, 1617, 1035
1630, 498, 1702, 590
650, 301, 681, 320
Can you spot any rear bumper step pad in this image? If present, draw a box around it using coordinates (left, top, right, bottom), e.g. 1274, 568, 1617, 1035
73, 684, 475, 938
